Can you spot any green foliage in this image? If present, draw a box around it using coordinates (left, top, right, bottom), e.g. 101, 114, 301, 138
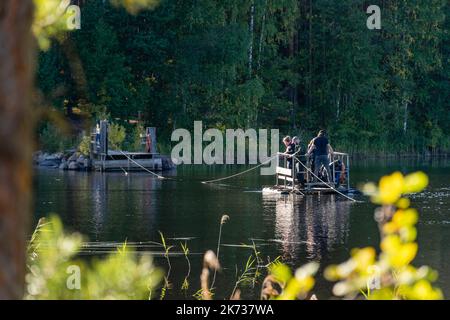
26, 216, 162, 300
123, 123, 145, 152
108, 123, 127, 150
35, 1, 450, 154
180, 242, 191, 293
158, 231, 174, 300
230, 256, 257, 299
38, 123, 72, 153
77, 135, 91, 156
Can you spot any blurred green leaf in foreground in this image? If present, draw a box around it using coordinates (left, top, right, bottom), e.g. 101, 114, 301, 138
26, 216, 163, 299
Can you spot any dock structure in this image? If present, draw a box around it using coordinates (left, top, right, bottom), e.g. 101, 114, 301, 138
269, 151, 350, 195
90, 120, 174, 172
93, 151, 166, 172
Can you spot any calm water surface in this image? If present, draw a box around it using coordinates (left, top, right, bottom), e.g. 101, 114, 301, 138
33, 158, 450, 299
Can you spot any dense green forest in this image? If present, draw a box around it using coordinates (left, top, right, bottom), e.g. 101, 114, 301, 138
37, 0, 450, 155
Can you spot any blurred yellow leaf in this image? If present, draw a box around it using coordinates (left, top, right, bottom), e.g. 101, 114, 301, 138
270, 263, 292, 284
392, 209, 418, 227
294, 262, 319, 280
362, 182, 377, 195
396, 198, 411, 209
324, 265, 340, 281
403, 172, 428, 194
326, 172, 441, 300
278, 277, 315, 300
378, 172, 404, 204
368, 288, 395, 300
407, 280, 443, 300
351, 247, 376, 274
383, 222, 399, 234
399, 226, 417, 242
382, 236, 418, 268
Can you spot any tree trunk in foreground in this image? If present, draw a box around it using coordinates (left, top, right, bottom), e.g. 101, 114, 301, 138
0, 0, 34, 299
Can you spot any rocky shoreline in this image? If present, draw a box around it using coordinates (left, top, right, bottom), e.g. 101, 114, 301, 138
33, 151, 176, 171
33, 151, 92, 171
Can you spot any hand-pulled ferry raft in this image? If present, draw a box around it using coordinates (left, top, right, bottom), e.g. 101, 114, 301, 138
263, 152, 358, 196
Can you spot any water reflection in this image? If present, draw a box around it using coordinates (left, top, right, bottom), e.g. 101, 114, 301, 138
34, 161, 450, 299
89, 172, 161, 240
262, 193, 352, 262
92, 172, 107, 239
35, 170, 162, 241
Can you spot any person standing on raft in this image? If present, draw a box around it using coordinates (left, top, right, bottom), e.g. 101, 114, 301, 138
282, 136, 296, 169
307, 130, 334, 183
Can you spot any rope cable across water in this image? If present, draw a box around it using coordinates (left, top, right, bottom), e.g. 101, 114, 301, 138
201, 149, 303, 184
113, 149, 358, 202
108, 153, 129, 175
117, 150, 172, 180
294, 155, 357, 202
200, 156, 277, 184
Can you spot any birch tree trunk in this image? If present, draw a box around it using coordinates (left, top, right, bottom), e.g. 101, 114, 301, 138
308, 0, 313, 110
257, 0, 267, 71
0, 0, 35, 299
403, 101, 408, 134
248, 2, 255, 78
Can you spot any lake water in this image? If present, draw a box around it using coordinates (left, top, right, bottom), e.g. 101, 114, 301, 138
33, 157, 450, 299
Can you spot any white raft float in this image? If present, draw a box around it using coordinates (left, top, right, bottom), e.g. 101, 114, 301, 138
262, 152, 356, 196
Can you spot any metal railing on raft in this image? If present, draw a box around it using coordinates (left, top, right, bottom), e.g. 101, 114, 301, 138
275, 152, 303, 191
331, 152, 350, 191
276, 151, 350, 190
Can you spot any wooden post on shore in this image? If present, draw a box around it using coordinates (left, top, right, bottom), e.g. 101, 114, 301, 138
100, 120, 108, 171
146, 127, 157, 154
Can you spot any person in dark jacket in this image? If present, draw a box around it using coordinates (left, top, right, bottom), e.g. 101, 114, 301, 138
307, 130, 334, 183
292, 136, 301, 154
283, 136, 295, 169
292, 136, 306, 186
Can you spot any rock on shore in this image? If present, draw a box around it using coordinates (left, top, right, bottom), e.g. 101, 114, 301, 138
33, 151, 91, 171
34, 151, 173, 172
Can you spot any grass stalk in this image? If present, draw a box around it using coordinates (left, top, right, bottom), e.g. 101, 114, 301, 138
181, 241, 191, 293
158, 231, 173, 300
230, 255, 256, 299
211, 214, 229, 289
